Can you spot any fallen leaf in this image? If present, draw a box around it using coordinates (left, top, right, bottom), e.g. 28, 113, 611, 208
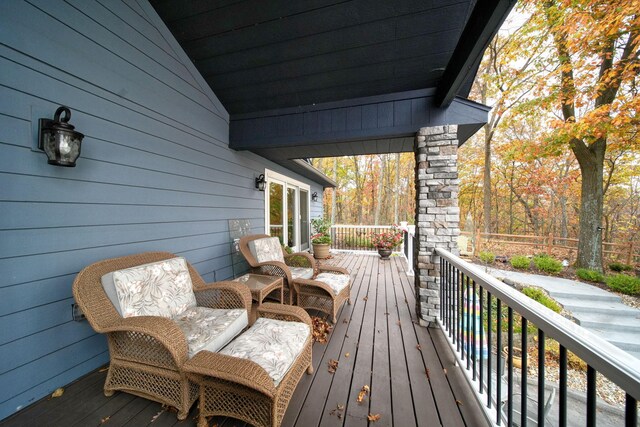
396, 320, 401, 326
416, 344, 422, 351
343, 318, 348, 324
312, 316, 333, 344
51, 388, 64, 398
329, 403, 345, 419
345, 352, 350, 358
357, 385, 370, 403
99, 366, 109, 373
456, 400, 463, 406
100, 416, 111, 424
328, 359, 339, 374
368, 413, 381, 422
443, 368, 448, 375
363, 296, 368, 301
150, 408, 166, 423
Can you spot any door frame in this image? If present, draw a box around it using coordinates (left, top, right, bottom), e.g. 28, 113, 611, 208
263, 169, 311, 252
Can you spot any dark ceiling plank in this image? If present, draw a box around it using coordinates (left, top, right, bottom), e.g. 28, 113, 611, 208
180, 0, 447, 58
164, 0, 344, 41
149, 0, 243, 22
434, 0, 517, 107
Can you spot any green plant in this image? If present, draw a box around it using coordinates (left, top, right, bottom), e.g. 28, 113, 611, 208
533, 255, 563, 274
510, 255, 530, 270
605, 274, 640, 296
609, 262, 633, 272
521, 287, 562, 313
282, 245, 293, 254
286, 254, 311, 267
310, 217, 332, 245
479, 251, 496, 264
575, 268, 605, 283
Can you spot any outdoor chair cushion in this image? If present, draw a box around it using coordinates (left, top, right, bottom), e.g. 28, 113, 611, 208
173, 306, 248, 358
290, 266, 314, 280
247, 237, 285, 264
220, 317, 310, 386
109, 257, 197, 318
315, 272, 350, 295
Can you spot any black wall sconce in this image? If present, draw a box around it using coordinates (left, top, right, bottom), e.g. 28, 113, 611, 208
311, 192, 318, 202
255, 174, 266, 191
38, 106, 84, 167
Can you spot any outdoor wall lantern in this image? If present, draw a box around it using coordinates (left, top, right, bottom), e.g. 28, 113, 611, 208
311, 192, 318, 202
38, 106, 84, 167
255, 174, 266, 191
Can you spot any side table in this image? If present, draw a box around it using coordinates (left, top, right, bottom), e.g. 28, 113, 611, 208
233, 273, 284, 307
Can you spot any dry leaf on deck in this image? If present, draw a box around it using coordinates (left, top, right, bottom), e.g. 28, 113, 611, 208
99, 366, 109, 373
368, 414, 381, 422
100, 416, 111, 424
443, 368, 448, 375
150, 408, 166, 423
328, 359, 339, 374
456, 400, 463, 406
345, 352, 350, 358
357, 385, 370, 403
343, 318, 348, 324
363, 296, 368, 301
416, 344, 422, 351
51, 388, 64, 398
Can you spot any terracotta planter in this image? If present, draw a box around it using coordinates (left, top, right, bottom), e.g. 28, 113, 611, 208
377, 248, 392, 260
313, 243, 330, 259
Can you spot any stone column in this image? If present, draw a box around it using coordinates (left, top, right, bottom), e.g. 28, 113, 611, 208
414, 125, 460, 326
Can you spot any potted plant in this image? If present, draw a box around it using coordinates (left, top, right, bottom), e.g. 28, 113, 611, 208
311, 217, 332, 259
371, 226, 403, 260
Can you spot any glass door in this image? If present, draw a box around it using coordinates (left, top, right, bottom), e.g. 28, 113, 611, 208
269, 180, 285, 244
264, 170, 311, 252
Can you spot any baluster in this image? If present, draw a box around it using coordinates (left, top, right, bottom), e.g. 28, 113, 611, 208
538, 330, 545, 426
559, 345, 567, 427
521, 318, 528, 427
507, 308, 513, 426
466, 275, 471, 369
587, 366, 596, 427
496, 298, 502, 425
487, 292, 493, 409
473, 279, 477, 380
479, 286, 484, 394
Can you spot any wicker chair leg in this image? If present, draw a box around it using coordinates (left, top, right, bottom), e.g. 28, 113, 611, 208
197, 415, 208, 427
307, 364, 314, 374
348, 298, 352, 305
103, 389, 114, 397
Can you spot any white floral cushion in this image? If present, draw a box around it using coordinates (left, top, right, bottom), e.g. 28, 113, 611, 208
290, 267, 314, 280
220, 318, 309, 386
248, 237, 285, 264
173, 307, 248, 358
112, 257, 197, 318
315, 272, 350, 295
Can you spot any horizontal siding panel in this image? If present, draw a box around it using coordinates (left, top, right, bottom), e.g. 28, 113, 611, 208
0, 274, 75, 318
0, 321, 96, 375
0, 335, 107, 404
0, 299, 74, 346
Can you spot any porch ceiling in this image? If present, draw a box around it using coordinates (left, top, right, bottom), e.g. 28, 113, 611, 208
150, 0, 514, 183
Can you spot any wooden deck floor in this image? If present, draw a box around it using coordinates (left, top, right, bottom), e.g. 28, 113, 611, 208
0, 253, 487, 427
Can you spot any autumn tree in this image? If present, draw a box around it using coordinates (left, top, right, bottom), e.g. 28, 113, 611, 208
522, 0, 640, 271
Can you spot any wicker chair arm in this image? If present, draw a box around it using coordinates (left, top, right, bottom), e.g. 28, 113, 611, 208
103, 316, 189, 367
254, 260, 293, 284
293, 278, 335, 297
317, 265, 349, 275
194, 281, 252, 312
284, 252, 315, 269
257, 302, 312, 327
184, 351, 276, 397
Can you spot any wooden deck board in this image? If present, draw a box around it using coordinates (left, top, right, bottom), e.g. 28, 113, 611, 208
0, 253, 488, 427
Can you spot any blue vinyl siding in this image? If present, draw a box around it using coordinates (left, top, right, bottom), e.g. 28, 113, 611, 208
0, 0, 323, 420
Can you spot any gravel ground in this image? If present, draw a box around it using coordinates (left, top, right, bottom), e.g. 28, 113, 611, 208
619, 293, 640, 309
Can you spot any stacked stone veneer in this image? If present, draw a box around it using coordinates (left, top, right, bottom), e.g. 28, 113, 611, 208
414, 125, 460, 327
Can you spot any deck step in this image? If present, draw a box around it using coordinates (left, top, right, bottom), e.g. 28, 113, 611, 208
548, 290, 620, 303
561, 302, 639, 318
576, 317, 640, 333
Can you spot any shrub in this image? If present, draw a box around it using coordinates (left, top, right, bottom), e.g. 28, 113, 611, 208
605, 274, 640, 296
479, 251, 496, 264
609, 262, 633, 272
510, 255, 530, 270
533, 255, 563, 274
575, 268, 605, 283
522, 287, 562, 313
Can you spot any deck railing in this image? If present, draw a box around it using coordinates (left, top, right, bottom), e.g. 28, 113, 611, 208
436, 248, 640, 426
330, 224, 402, 251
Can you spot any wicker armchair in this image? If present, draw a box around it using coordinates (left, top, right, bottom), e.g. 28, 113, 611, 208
239, 235, 351, 322
72, 252, 252, 420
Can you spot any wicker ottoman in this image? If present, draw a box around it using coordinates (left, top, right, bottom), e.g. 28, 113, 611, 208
184, 303, 313, 427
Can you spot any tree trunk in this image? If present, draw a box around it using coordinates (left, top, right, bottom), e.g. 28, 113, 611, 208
572, 139, 605, 271
374, 155, 385, 225
483, 125, 492, 233
394, 153, 400, 224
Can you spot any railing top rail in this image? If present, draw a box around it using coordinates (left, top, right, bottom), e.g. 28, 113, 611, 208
436, 247, 640, 400
331, 224, 394, 229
